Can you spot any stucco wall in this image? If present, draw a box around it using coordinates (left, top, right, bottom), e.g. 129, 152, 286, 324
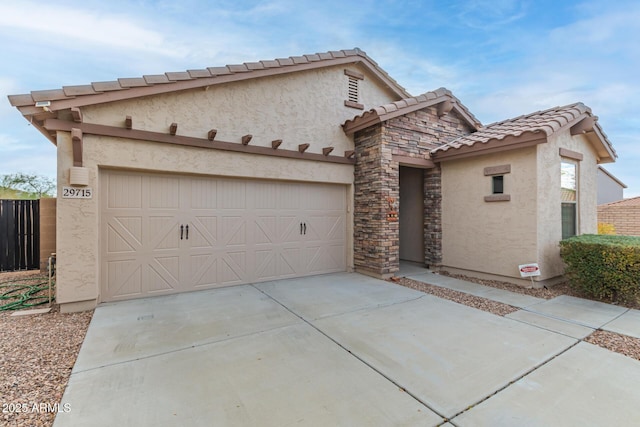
536, 131, 599, 279
81, 64, 398, 157
54, 64, 401, 309
441, 147, 538, 280
56, 133, 356, 307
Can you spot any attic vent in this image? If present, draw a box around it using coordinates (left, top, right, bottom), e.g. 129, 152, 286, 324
344, 69, 364, 110
348, 77, 359, 103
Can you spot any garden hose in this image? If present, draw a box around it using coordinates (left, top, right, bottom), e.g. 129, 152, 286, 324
0, 276, 54, 311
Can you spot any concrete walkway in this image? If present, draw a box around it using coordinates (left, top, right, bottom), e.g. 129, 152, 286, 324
403, 264, 640, 340
55, 272, 640, 426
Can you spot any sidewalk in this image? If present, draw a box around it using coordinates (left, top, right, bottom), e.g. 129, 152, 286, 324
400, 263, 640, 341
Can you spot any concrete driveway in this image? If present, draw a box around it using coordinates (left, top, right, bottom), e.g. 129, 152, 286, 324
54, 273, 640, 426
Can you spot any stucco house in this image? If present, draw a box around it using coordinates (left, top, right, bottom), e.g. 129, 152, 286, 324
8, 48, 616, 312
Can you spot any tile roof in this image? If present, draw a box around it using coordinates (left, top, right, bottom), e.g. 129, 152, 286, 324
8, 48, 410, 110
342, 88, 481, 134
601, 196, 640, 207
431, 103, 617, 162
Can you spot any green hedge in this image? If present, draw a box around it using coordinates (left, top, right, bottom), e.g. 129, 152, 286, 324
559, 234, 640, 304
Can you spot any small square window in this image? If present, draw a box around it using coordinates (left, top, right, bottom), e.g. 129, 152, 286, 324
492, 176, 504, 194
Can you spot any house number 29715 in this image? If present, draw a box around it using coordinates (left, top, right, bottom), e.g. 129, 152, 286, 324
62, 187, 93, 199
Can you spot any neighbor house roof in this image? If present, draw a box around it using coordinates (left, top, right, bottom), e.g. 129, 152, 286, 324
600, 196, 640, 207
8, 48, 411, 144
431, 103, 617, 163
341, 87, 482, 135
598, 165, 627, 188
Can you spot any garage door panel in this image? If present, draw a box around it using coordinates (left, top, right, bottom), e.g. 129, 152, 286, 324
148, 217, 181, 251
255, 249, 277, 280
218, 180, 246, 209
188, 217, 217, 249
105, 259, 143, 299
107, 222, 140, 254
219, 252, 247, 285
189, 178, 217, 209
101, 171, 347, 302
147, 256, 180, 294
189, 253, 217, 288
148, 176, 181, 209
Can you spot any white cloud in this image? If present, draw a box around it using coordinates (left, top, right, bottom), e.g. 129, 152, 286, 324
0, 2, 177, 57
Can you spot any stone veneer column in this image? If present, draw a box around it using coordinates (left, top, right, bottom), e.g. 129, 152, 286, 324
353, 124, 400, 277
424, 165, 442, 267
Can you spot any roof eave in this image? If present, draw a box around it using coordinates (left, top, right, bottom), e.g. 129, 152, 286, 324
10, 49, 411, 115
432, 131, 547, 162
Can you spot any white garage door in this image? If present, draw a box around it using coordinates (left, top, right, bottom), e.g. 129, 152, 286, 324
100, 170, 346, 302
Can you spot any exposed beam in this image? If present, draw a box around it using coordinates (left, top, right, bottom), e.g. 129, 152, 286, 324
322, 147, 334, 156
298, 143, 310, 153
344, 150, 355, 159
207, 129, 217, 141
125, 116, 132, 130
43, 119, 355, 165
392, 154, 436, 169
169, 122, 178, 135
570, 116, 596, 135
71, 128, 83, 167
241, 134, 252, 145
71, 107, 82, 123
271, 139, 282, 149
437, 99, 453, 117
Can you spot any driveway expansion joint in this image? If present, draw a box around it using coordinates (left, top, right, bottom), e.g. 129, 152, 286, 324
70, 321, 303, 375
251, 284, 447, 421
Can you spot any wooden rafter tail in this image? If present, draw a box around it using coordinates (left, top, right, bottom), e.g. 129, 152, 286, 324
344, 150, 355, 159
271, 139, 282, 149
71, 128, 83, 167
125, 116, 132, 130
322, 147, 334, 156
298, 143, 310, 153
71, 107, 83, 123
207, 129, 217, 141
169, 122, 178, 135
241, 134, 252, 145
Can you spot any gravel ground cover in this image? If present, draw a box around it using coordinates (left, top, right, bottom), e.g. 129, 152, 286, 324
0, 271, 93, 427
1, 269, 639, 427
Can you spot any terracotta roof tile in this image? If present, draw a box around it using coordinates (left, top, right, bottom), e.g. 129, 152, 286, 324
118, 78, 147, 88
63, 85, 99, 96
7, 94, 34, 105
244, 62, 264, 70
206, 66, 232, 76
342, 87, 481, 135
602, 196, 640, 207
433, 103, 589, 155
187, 69, 213, 78
165, 71, 193, 81
7, 48, 410, 109
260, 60, 280, 68
276, 57, 295, 66
92, 81, 124, 92
143, 74, 171, 84
31, 89, 68, 101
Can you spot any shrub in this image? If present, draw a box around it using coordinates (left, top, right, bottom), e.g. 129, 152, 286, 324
597, 222, 616, 235
560, 234, 640, 304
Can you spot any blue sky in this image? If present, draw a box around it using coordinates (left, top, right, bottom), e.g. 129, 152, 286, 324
1, 0, 638, 196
